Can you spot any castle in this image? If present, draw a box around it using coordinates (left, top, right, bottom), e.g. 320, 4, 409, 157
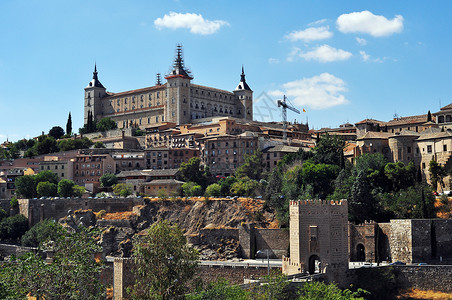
84, 45, 253, 129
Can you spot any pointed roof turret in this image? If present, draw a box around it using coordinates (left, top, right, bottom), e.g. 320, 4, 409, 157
165, 44, 193, 80
235, 65, 252, 91
87, 63, 105, 88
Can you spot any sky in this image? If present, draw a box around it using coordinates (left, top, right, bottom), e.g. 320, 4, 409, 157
1, 0, 452, 143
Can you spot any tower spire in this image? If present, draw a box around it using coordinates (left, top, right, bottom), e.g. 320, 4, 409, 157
93, 63, 98, 80
235, 65, 251, 91
165, 44, 193, 79
88, 63, 104, 88
156, 73, 162, 85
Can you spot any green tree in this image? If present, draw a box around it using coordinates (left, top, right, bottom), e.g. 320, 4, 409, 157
235, 149, 264, 180
21, 219, 60, 247
0, 214, 28, 241
48, 126, 65, 140
218, 176, 237, 196
72, 184, 85, 197
205, 183, 222, 197
187, 278, 247, 300
96, 117, 117, 132
354, 153, 388, 191
230, 177, 259, 197
36, 135, 58, 155
298, 281, 367, 299
113, 183, 133, 197
129, 220, 199, 299
94, 141, 106, 148
312, 133, 346, 167
66, 112, 72, 136
429, 160, 447, 191
35, 170, 59, 185
349, 170, 383, 223
179, 157, 206, 186
57, 137, 93, 152
301, 161, 340, 199
100, 173, 118, 187
58, 179, 76, 197
0, 225, 104, 299
15, 175, 37, 198
36, 181, 58, 197
384, 161, 416, 191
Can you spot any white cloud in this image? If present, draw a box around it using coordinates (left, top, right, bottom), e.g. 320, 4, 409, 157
269, 73, 349, 110
336, 10, 403, 37
298, 45, 352, 63
268, 58, 280, 64
360, 51, 370, 61
154, 12, 229, 35
287, 47, 302, 62
308, 19, 327, 26
356, 37, 367, 46
285, 26, 333, 42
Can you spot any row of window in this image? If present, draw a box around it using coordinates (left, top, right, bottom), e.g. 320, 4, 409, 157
75, 170, 101, 177
40, 165, 65, 170
211, 141, 254, 148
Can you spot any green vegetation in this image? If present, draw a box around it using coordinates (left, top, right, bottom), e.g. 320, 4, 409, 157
0, 214, 28, 241
0, 224, 104, 299
100, 173, 118, 187
48, 126, 65, 140
21, 219, 60, 247
128, 220, 199, 299
113, 183, 133, 197
96, 117, 117, 132
189, 276, 366, 300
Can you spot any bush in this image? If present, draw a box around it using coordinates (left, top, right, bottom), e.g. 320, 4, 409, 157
0, 215, 28, 241
205, 183, 222, 197
21, 219, 59, 247
100, 173, 118, 187
9, 197, 18, 208
36, 181, 58, 197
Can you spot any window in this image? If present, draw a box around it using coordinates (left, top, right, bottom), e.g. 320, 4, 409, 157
407, 147, 411, 153
427, 145, 432, 153
444, 144, 448, 152
55, 166, 58, 169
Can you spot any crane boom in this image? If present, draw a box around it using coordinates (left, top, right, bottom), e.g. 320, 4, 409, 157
277, 95, 300, 143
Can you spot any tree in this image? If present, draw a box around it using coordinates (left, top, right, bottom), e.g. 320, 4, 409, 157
94, 141, 106, 148
15, 174, 37, 198
298, 281, 367, 299
301, 161, 340, 199
36, 135, 58, 155
205, 183, 222, 197
218, 176, 237, 196
429, 160, 447, 191
58, 179, 75, 197
100, 173, 118, 187
0, 214, 28, 241
179, 157, 206, 186
113, 183, 133, 197
72, 184, 85, 197
48, 126, 65, 140
235, 149, 264, 180
427, 110, 432, 122
384, 161, 416, 191
129, 220, 199, 299
0, 225, 104, 299
230, 177, 259, 197
57, 137, 93, 152
36, 181, 58, 197
349, 170, 382, 223
21, 219, 60, 247
66, 112, 72, 136
182, 181, 203, 197
96, 117, 117, 132
35, 170, 59, 185
312, 133, 346, 166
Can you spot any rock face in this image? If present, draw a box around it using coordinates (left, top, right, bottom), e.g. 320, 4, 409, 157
80, 198, 276, 258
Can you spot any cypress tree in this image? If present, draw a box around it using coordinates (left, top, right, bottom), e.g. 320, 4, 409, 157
427, 110, 432, 122
66, 112, 72, 135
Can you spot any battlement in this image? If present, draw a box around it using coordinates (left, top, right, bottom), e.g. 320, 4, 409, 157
290, 199, 347, 206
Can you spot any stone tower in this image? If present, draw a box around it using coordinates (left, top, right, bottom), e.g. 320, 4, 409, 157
283, 199, 349, 285
233, 66, 253, 120
84, 64, 107, 124
165, 45, 192, 125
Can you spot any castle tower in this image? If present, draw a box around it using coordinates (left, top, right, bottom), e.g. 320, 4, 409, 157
165, 45, 192, 125
84, 64, 107, 124
233, 66, 253, 120
283, 199, 349, 286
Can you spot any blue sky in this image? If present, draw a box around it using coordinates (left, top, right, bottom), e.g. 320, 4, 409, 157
1, 0, 452, 143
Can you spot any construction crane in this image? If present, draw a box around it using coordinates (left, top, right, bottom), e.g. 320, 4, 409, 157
277, 95, 300, 143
